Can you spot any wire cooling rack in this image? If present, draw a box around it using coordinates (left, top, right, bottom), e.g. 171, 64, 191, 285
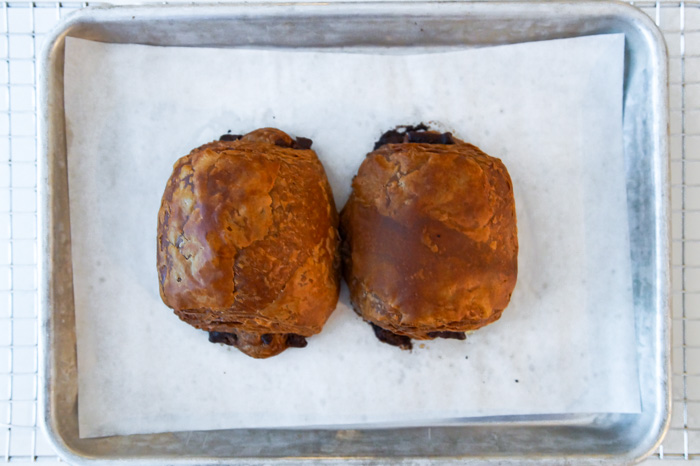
0, 1, 697, 463
2, 4, 85, 463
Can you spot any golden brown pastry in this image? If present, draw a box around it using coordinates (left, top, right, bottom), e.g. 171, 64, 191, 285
340, 126, 518, 350
157, 128, 340, 358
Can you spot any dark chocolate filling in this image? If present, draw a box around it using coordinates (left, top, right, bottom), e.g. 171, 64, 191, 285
368, 325, 467, 349
276, 137, 313, 150
370, 323, 413, 350
219, 133, 312, 150
406, 131, 454, 145
209, 331, 238, 345
286, 334, 308, 348
293, 137, 313, 150
426, 331, 466, 340
373, 123, 455, 150
208, 331, 308, 349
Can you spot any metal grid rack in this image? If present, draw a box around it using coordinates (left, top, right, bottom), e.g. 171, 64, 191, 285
1, 3, 85, 462
0, 1, 696, 463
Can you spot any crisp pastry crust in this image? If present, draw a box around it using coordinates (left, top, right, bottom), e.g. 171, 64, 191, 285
157, 128, 340, 358
340, 128, 518, 349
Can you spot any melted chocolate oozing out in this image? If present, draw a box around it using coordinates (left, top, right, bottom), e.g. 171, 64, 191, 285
208, 331, 308, 349
209, 331, 238, 345
286, 334, 308, 348
293, 137, 313, 150
406, 131, 454, 145
219, 134, 314, 150
373, 124, 428, 150
426, 331, 467, 340
219, 133, 312, 149
370, 323, 413, 350
373, 124, 455, 150
369, 325, 466, 349
274, 137, 313, 150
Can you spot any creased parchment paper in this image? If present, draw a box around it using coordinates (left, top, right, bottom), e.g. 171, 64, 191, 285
64, 33, 640, 439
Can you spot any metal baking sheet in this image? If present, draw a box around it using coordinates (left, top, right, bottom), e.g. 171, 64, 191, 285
37, 1, 670, 463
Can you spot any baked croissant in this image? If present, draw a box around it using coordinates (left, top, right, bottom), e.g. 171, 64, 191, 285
340, 126, 518, 350
157, 128, 340, 358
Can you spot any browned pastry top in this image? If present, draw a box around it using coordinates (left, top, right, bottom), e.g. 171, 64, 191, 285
157, 128, 340, 358
341, 136, 518, 340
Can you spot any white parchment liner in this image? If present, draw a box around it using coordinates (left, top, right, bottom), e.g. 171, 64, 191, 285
63, 34, 640, 438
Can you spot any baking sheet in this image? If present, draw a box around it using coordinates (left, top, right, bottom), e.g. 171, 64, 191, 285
64, 33, 640, 439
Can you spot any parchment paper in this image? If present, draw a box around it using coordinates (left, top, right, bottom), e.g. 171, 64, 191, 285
64, 33, 640, 439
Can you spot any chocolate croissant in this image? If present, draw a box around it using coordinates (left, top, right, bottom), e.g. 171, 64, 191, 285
340, 126, 518, 350
157, 128, 340, 358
